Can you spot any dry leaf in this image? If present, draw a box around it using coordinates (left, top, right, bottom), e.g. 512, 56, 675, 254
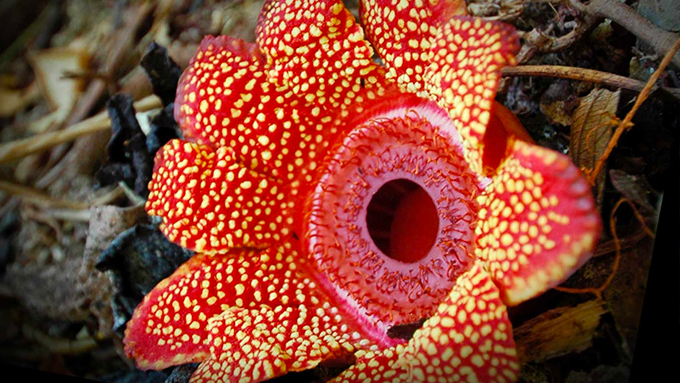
540, 99, 573, 126
571, 88, 620, 206
0, 82, 40, 117
609, 169, 656, 219
514, 299, 608, 363
540, 80, 576, 126
28, 48, 90, 127
78, 205, 147, 339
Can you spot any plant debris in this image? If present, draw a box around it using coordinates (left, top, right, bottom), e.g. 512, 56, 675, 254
514, 300, 608, 364
95, 42, 181, 198
140, 42, 183, 107
95, 224, 192, 337
570, 88, 620, 206
0, 0, 676, 381
95, 94, 155, 198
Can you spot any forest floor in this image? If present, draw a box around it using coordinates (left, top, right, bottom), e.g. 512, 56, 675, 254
0, 1, 678, 382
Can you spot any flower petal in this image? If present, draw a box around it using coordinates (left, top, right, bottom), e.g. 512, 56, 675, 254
124, 240, 395, 373
174, 36, 339, 190
146, 139, 290, 252
124, 252, 225, 370
190, 306, 351, 383
423, 16, 520, 175
255, 0, 380, 109
331, 262, 519, 383
475, 138, 601, 305
359, 0, 468, 93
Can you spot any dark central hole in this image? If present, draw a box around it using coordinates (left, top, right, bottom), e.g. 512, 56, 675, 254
366, 179, 439, 263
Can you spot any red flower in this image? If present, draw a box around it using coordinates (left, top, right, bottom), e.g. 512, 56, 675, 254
123, 1, 601, 382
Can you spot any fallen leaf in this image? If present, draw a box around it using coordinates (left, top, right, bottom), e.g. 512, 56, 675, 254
565, 364, 630, 383
146, 104, 182, 154
5, 241, 89, 322
77, 204, 147, 339
540, 80, 575, 126
28, 47, 90, 124
140, 42, 182, 107
609, 169, 657, 222
602, 236, 656, 356
95, 224, 192, 337
95, 94, 155, 198
0, 82, 40, 117
514, 299, 608, 363
571, 88, 620, 206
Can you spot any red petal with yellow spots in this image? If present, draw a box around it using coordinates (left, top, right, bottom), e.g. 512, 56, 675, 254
475, 138, 601, 305
359, 0, 467, 93
423, 16, 520, 175
255, 0, 380, 109
124, 252, 225, 370
146, 139, 290, 252
125, 240, 398, 374
174, 35, 340, 190
331, 263, 519, 383
190, 306, 351, 383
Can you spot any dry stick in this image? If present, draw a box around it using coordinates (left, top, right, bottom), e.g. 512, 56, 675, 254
515, 14, 598, 64
22, 324, 97, 355
556, 198, 655, 298
501, 65, 680, 98
593, 228, 647, 257
589, 38, 680, 185
571, 0, 680, 68
0, 182, 124, 210
0, 181, 89, 209
555, 197, 626, 299
0, 95, 161, 164
42, 186, 128, 222
34, 2, 155, 189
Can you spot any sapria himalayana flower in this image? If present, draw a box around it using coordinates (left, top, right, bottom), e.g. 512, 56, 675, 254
123, 1, 601, 382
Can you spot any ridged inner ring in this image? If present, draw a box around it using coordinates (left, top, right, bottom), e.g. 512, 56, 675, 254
304, 108, 481, 326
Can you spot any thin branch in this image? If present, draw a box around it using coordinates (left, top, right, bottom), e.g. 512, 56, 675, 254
502, 65, 680, 98
589, 38, 680, 184
0, 181, 88, 209
41, 209, 92, 222
0, 95, 161, 164
515, 13, 598, 63
571, 0, 680, 68
22, 324, 97, 355
0, 181, 124, 210
554, 197, 627, 298
593, 228, 647, 257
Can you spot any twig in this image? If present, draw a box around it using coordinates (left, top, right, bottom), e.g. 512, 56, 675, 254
0, 182, 125, 210
91, 186, 127, 206
516, 14, 598, 63
34, 2, 156, 188
41, 209, 92, 222
0, 181, 89, 209
0, 3, 56, 72
22, 324, 97, 355
588, 38, 680, 184
570, 0, 680, 68
66, 2, 155, 127
555, 197, 627, 298
502, 65, 680, 98
0, 95, 161, 164
593, 228, 648, 257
